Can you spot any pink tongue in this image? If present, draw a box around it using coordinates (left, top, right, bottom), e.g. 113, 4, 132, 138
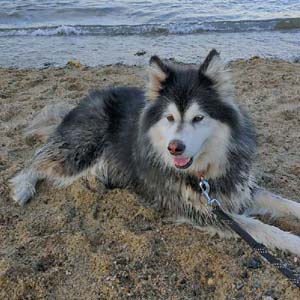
174, 157, 190, 167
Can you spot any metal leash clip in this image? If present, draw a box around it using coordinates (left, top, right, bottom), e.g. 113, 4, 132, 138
199, 180, 221, 210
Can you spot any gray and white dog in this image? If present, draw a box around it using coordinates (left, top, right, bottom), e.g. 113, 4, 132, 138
10, 50, 300, 256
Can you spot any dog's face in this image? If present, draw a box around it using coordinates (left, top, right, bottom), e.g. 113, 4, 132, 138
143, 50, 239, 174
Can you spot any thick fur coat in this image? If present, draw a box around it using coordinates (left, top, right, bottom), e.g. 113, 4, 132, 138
10, 50, 300, 256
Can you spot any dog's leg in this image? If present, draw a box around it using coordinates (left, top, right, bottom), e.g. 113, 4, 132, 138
10, 103, 77, 205
247, 187, 300, 219
231, 213, 300, 256
10, 138, 102, 205
10, 167, 40, 205
10, 93, 116, 205
10, 147, 83, 205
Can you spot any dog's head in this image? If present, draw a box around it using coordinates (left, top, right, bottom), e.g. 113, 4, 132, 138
143, 49, 241, 177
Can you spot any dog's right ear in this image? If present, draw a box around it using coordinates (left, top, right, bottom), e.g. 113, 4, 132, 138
147, 56, 171, 101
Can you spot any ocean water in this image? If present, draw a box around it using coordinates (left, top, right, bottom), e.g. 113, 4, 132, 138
1, 0, 300, 68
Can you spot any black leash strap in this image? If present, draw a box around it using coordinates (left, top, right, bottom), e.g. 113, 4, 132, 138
213, 206, 300, 288
199, 180, 300, 289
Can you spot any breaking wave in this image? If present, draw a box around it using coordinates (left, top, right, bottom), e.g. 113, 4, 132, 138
0, 25, 84, 37
1, 18, 300, 37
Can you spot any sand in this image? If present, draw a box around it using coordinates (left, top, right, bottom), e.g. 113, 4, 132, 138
0, 58, 300, 299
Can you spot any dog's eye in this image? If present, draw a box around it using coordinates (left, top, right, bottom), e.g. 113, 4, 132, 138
166, 115, 175, 122
192, 115, 204, 123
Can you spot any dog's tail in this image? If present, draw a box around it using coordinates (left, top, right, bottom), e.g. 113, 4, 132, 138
11, 103, 74, 205
24, 102, 74, 142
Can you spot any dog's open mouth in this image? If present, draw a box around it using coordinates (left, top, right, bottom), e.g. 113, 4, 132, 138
173, 157, 193, 169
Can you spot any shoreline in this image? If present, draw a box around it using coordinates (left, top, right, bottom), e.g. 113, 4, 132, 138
1, 55, 300, 71
1, 28, 300, 69
1, 58, 300, 299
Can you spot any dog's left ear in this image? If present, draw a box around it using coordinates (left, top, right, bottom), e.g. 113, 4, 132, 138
199, 49, 221, 74
199, 49, 233, 101
147, 55, 171, 101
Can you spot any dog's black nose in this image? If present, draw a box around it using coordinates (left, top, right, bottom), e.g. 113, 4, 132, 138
168, 140, 185, 156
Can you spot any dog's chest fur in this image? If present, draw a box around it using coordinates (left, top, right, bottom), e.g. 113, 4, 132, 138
94, 157, 254, 226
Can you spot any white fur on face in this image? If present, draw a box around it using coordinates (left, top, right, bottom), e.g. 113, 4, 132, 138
148, 102, 231, 174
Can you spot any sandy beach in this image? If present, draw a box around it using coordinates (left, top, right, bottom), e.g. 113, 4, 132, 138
0, 58, 300, 299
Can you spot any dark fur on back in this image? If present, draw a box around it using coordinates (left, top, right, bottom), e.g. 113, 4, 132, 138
52, 87, 145, 178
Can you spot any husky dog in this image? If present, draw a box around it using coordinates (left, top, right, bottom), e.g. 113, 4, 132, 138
10, 50, 300, 256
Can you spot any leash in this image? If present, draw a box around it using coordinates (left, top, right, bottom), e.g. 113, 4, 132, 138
199, 179, 300, 289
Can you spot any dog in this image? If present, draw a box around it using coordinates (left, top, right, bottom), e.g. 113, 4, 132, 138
10, 49, 300, 256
